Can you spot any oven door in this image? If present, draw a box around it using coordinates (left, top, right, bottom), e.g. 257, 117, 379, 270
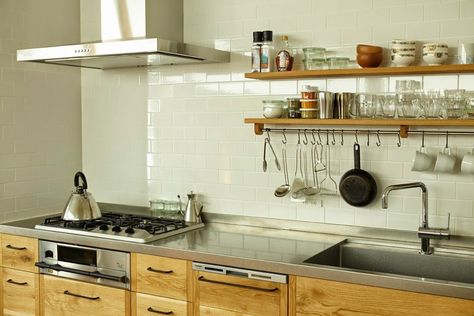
36, 240, 130, 289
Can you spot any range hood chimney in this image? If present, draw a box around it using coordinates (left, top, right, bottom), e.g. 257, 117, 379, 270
17, 0, 230, 69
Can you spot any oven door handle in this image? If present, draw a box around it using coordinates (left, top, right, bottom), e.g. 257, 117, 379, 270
35, 262, 128, 283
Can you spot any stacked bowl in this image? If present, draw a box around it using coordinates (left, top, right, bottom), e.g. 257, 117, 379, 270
356, 44, 383, 68
423, 43, 448, 65
391, 40, 416, 67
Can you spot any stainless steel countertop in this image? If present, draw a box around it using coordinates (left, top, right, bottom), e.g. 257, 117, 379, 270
1, 207, 474, 300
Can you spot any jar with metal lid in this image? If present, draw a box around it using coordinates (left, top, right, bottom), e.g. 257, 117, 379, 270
300, 99, 318, 109
300, 85, 319, 99
287, 97, 301, 118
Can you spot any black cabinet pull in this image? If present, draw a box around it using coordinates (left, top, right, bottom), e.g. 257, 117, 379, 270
6, 245, 26, 250
198, 275, 278, 292
147, 267, 173, 274
6, 279, 27, 286
64, 290, 100, 301
147, 307, 174, 315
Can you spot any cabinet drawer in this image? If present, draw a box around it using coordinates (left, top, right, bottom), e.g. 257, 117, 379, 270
294, 276, 474, 316
132, 292, 189, 316
3, 268, 39, 316
131, 253, 188, 300
194, 270, 287, 316
2, 234, 38, 272
40, 275, 130, 316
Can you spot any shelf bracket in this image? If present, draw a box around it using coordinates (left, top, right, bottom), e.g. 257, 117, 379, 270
254, 123, 264, 135
399, 125, 409, 138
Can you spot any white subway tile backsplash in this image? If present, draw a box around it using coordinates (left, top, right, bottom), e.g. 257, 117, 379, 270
77, 0, 474, 236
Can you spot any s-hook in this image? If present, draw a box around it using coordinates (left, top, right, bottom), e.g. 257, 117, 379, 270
397, 131, 402, 147
376, 130, 381, 147
282, 129, 287, 144
303, 129, 309, 145
331, 129, 336, 145
367, 130, 370, 147
341, 130, 344, 146
311, 129, 316, 146
355, 130, 359, 145
317, 129, 322, 145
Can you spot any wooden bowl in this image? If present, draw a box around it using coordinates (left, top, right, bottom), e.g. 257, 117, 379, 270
357, 53, 383, 68
357, 44, 383, 54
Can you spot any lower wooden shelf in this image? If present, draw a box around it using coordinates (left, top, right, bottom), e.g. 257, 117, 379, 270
244, 118, 474, 137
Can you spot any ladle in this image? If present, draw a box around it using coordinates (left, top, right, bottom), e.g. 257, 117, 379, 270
274, 132, 290, 197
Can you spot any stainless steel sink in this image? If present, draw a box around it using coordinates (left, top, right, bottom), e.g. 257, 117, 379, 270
303, 239, 474, 285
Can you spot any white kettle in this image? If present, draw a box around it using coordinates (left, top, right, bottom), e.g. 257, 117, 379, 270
62, 172, 101, 221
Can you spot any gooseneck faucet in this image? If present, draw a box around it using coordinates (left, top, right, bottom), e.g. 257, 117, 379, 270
382, 182, 449, 255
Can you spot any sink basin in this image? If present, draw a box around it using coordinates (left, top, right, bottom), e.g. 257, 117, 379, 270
303, 239, 474, 285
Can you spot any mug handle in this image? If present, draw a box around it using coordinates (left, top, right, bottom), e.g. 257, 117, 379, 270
442, 147, 451, 155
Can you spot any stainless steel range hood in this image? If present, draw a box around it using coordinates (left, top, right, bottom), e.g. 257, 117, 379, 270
17, 0, 230, 69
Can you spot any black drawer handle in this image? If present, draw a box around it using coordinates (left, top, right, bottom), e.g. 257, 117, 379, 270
6, 279, 28, 286
6, 245, 27, 250
198, 276, 279, 292
64, 290, 100, 301
147, 267, 173, 274
147, 307, 174, 315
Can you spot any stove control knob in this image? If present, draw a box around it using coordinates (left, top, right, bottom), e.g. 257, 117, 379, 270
112, 226, 122, 233
99, 224, 109, 231
45, 250, 54, 258
125, 227, 135, 234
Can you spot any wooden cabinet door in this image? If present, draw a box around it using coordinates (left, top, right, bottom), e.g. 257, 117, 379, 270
40, 275, 130, 316
193, 270, 287, 316
292, 276, 474, 316
132, 292, 190, 316
131, 253, 188, 300
2, 268, 39, 316
1, 235, 38, 273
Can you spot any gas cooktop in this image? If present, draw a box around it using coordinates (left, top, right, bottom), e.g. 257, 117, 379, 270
35, 212, 204, 243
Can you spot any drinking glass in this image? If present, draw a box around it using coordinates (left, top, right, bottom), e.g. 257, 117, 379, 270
420, 90, 444, 118
374, 93, 397, 118
444, 89, 467, 118
397, 91, 424, 118
351, 93, 375, 118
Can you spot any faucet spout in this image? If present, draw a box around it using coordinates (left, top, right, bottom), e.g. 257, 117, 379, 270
381, 182, 428, 227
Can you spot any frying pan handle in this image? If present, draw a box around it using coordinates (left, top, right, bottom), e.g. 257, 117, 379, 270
354, 144, 361, 170
74, 172, 88, 191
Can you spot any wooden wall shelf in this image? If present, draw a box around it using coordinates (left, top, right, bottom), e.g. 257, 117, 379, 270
244, 118, 474, 137
244, 64, 474, 80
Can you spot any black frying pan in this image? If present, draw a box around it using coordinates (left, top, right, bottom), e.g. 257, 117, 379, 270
339, 144, 377, 207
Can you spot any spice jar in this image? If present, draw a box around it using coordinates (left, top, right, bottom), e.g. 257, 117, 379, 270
300, 108, 319, 119
287, 97, 301, 118
300, 99, 318, 109
300, 85, 319, 99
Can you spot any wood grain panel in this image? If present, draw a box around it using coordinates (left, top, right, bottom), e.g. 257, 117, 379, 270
132, 292, 188, 316
131, 253, 187, 300
295, 276, 474, 316
40, 275, 130, 316
194, 270, 287, 316
2, 268, 38, 316
1, 234, 38, 273
200, 305, 255, 316
244, 64, 474, 79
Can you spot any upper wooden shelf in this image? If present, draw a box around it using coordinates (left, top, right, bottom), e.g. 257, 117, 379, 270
244, 118, 474, 137
244, 64, 474, 80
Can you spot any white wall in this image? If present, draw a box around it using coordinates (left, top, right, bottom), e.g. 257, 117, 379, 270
0, 0, 82, 221
83, 0, 474, 236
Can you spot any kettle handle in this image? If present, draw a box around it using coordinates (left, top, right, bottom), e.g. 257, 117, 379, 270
74, 172, 88, 190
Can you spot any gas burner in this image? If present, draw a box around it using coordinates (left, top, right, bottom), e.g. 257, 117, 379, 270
35, 212, 203, 243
